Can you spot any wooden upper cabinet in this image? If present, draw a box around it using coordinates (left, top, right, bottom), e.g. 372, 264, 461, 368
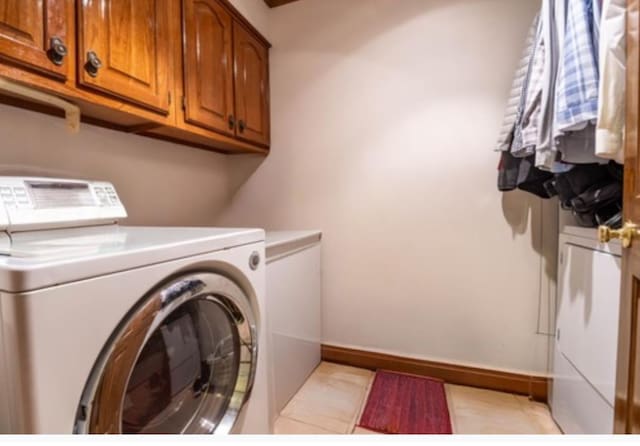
0, 0, 270, 153
182, 0, 234, 135
77, 0, 172, 114
0, 0, 71, 79
233, 23, 269, 147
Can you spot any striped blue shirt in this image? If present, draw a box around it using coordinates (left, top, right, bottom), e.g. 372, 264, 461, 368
554, 0, 600, 133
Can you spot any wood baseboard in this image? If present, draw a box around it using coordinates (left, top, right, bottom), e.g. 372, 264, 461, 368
321, 344, 549, 403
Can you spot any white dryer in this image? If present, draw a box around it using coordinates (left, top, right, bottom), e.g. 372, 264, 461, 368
551, 226, 621, 434
0, 177, 272, 434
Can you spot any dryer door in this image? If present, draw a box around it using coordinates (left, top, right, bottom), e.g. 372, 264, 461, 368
74, 272, 257, 434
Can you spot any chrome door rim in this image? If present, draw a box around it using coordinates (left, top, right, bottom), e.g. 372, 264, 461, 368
74, 271, 258, 434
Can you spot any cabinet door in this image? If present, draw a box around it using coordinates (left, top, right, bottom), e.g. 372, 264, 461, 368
233, 23, 269, 146
78, 0, 172, 114
182, 0, 234, 135
0, 0, 71, 79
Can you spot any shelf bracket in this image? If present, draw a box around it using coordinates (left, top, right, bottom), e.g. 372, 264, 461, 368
0, 76, 80, 134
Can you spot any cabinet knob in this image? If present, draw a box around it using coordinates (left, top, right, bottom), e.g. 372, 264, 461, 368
228, 115, 236, 130
85, 51, 103, 78
238, 120, 246, 133
47, 37, 67, 66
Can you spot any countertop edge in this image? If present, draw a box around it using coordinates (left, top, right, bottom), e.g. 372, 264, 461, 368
265, 230, 322, 255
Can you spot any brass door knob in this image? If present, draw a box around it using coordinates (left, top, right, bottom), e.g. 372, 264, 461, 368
598, 222, 640, 248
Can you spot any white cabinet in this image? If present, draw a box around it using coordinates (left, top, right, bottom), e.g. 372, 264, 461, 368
266, 231, 322, 417
551, 227, 621, 434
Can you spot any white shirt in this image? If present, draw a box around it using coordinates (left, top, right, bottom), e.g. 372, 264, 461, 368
596, 0, 626, 164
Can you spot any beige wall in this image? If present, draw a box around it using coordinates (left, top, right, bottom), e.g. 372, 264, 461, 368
0, 105, 233, 226
0, 0, 558, 376
218, 0, 558, 375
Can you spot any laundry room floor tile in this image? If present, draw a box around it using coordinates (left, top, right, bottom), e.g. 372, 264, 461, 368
279, 361, 373, 433
313, 361, 373, 388
352, 427, 382, 434
275, 362, 561, 435
446, 384, 561, 434
274, 416, 338, 434
514, 395, 562, 434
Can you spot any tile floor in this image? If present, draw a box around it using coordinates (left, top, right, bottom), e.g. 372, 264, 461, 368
274, 362, 562, 435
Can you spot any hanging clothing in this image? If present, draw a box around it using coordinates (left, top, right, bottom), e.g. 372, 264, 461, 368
556, 124, 602, 163
495, 15, 540, 152
513, 20, 546, 158
550, 0, 604, 167
497, 151, 554, 198
495, 0, 623, 228
595, 0, 626, 164
554, 0, 600, 133
536, 0, 567, 171
592, 0, 602, 54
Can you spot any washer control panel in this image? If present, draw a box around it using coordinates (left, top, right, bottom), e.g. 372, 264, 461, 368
0, 184, 31, 209
0, 177, 127, 232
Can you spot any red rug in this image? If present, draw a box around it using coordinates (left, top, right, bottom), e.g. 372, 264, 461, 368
357, 370, 453, 434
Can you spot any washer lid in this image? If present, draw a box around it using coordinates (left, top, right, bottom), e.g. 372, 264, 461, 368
0, 226, 264, 292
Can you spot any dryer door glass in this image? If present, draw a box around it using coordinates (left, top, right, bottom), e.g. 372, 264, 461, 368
121, 299, 239, 433
76, 272, 257, 434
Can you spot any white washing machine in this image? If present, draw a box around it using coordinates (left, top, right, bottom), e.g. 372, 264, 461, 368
0, 176, 272, 434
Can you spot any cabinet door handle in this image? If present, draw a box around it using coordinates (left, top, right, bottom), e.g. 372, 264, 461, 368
47, 37, 68, 66
238, 120, 246, 133
85, 51, 103, 77
228, 115, 236, 130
